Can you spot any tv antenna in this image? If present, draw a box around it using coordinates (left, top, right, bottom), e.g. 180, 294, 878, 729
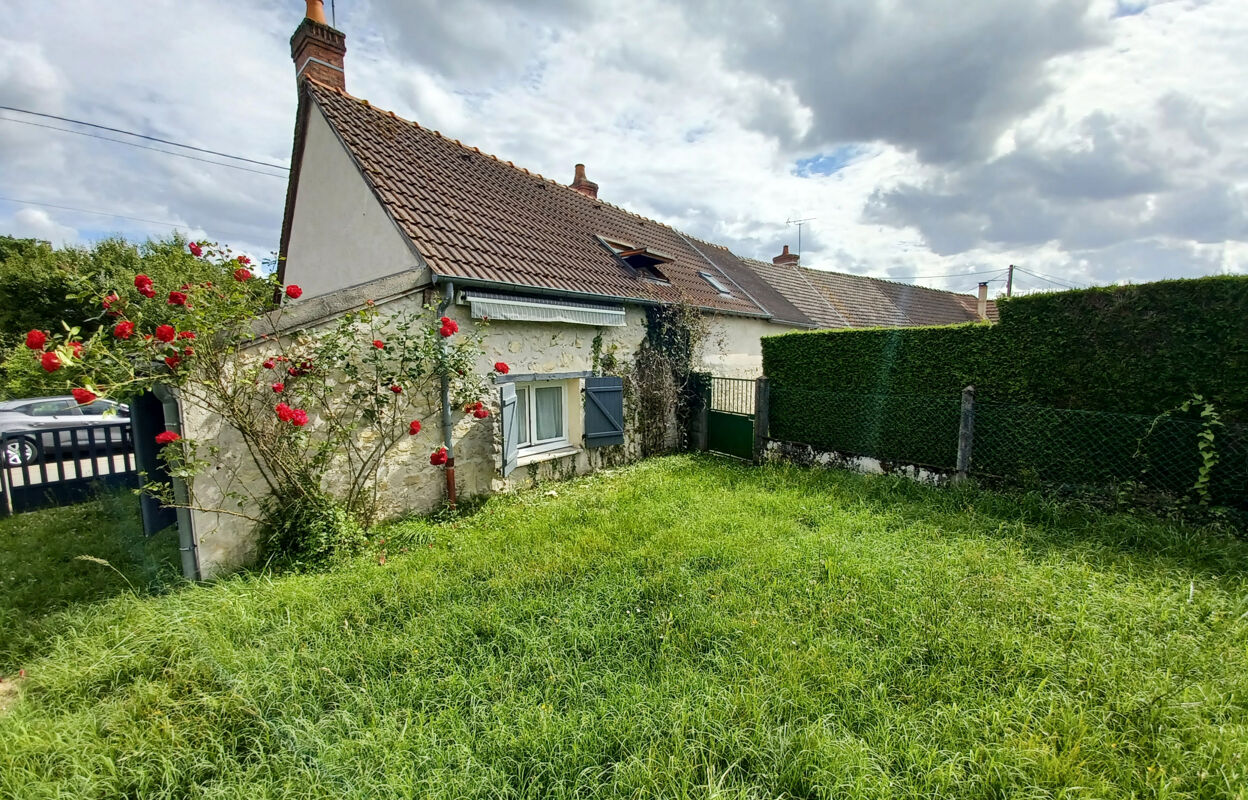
786, 217, 816, 256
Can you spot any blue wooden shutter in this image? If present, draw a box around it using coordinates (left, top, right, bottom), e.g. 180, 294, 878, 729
500, 382, 518, 477
584, 376, 624, 447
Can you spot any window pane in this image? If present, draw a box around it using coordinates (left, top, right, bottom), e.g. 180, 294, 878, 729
516, 387, 529, 445
534, 386, 563, 441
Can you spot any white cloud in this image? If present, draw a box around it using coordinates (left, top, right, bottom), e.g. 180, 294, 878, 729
5, 208, 78, 246
0, 0, 1244, 295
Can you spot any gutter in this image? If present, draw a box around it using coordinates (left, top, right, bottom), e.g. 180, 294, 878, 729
429, 271, 774, 321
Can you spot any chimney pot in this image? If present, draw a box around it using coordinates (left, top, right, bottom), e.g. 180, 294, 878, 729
772, 244, 800, 266
977, 282, 989, 320
291, 2, 347, 91
571, 163, 598, 199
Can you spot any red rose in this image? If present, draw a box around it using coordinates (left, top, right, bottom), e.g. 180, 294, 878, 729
102, 293, 119, 310
429, 447, 448, 466
494, 362, 510, 374
439, 324, 454, 338
69, 341, 84, 358
178, 331, 196, 340
138, 285, 156, 299
40, 352, 61, 372
390, 384, 402, 394
182, 346, 194, 357
155, 325, 176, 343
275, 402, 294, 422
134, 274, 153, 289
291, 409, 309, 427
24, 330, 46, 350
113, 321, 135, 339
233, 268, 252, 282
285, 285, 303, 299
372, 340, 385, 349
408, 420, 421, 435
164, 355, 181, 370
155, 431, 181, 445
71, 388, 97, 405
272, 382, 285, 393
287, 366, 299, 377
167, 291, 188, 306
188, 242, 203, 257
473, 407, 489, 419
237, 255, 251, 266
262, 358, 276, 370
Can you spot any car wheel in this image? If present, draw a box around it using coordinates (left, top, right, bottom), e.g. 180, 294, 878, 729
5, 437, 39, 466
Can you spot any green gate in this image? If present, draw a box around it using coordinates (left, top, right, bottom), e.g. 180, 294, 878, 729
706, 377, 756, 460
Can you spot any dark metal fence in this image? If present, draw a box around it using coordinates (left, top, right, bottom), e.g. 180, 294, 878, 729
766, 386, 1248, 509
1, 422, 138, 514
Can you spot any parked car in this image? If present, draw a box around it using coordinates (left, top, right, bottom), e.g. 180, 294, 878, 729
0, 397, 130, 466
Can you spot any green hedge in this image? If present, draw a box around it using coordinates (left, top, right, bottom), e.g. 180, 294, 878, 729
762, 276, 1248, 505
763, 276, 1248, 420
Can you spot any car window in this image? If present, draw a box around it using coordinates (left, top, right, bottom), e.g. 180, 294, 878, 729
23, 400, 78, 417
79, 400, 120, 417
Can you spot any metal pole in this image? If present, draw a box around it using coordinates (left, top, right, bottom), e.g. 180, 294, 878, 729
956, 385, 975, 481
436, 279, 457, 509
1006, 265, 1014, 298
753, 377, 770, 463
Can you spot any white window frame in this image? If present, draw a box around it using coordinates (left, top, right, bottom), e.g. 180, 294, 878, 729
515, 380, 570, 457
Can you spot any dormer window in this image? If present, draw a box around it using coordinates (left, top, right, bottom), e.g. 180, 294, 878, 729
698, 271, 733, 297
599, 236, 673, 284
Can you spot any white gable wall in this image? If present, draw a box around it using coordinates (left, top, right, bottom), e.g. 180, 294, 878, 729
285, 105, 426, 298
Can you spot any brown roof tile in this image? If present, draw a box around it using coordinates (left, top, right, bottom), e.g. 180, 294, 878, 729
305, 82, 769, 316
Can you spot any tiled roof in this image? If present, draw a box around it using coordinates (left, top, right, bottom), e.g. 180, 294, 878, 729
303, 81, 769, 317
744, 258, 991, 329
287, 79, 997, 331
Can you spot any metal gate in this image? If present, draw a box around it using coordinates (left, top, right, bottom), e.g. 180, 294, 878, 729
706, 377, 756, 459
1, 422, 138, 514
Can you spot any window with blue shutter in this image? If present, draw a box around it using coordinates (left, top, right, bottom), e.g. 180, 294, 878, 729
499, 382, 518, 477
584, 376, 624, 447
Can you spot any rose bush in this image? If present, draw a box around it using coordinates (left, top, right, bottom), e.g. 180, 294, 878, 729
23, 240, 508, 563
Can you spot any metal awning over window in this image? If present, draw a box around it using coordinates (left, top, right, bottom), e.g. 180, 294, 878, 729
464, 291, 626, 327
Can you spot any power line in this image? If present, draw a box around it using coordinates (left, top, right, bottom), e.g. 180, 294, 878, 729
0, 195, 191, 229
0, 105, 289, 170
1013, 266, 1082, 290
881, 268, 1007, 281
0, 116, 288, 179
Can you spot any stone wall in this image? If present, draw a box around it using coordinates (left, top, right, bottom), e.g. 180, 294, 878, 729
181, 292, 650, 577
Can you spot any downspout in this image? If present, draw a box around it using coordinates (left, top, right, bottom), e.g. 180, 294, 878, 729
152, 384, 202, 580
435, 279, 457, 509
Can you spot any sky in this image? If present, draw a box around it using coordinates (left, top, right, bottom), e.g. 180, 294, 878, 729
1, 0, 1245, 297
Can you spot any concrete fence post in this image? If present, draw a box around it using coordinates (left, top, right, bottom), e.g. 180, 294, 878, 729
689, 372, 711, 452
956, 385, 975, 481
753, 377, 770, 463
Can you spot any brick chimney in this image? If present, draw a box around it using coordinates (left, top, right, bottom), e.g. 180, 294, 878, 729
291, 0, 346, 91
977, 282, 989, 320
773, 245, 800, 266
570, 164, 598, 199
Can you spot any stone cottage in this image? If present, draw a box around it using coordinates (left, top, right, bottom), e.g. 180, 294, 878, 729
170, 1, 994, 578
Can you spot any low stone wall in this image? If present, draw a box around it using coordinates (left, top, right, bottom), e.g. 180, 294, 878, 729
762, 439, 953, 485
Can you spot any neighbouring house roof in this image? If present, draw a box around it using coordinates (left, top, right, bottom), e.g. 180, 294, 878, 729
743, 258, 996, 329
279, 79, 993, 330
292, 80, 770, 318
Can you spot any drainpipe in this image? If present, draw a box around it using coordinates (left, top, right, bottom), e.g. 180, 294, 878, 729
152, 384, 202, 580
435, 279, 457, 509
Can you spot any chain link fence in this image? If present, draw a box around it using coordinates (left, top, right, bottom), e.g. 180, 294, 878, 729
768, 386, 1248, 509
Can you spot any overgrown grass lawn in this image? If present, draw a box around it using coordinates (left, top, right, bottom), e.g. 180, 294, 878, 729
2, 456, 1247, 798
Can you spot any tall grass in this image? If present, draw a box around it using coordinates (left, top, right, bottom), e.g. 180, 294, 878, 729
0, 491, 181, 671
2, 456, 1246, 798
